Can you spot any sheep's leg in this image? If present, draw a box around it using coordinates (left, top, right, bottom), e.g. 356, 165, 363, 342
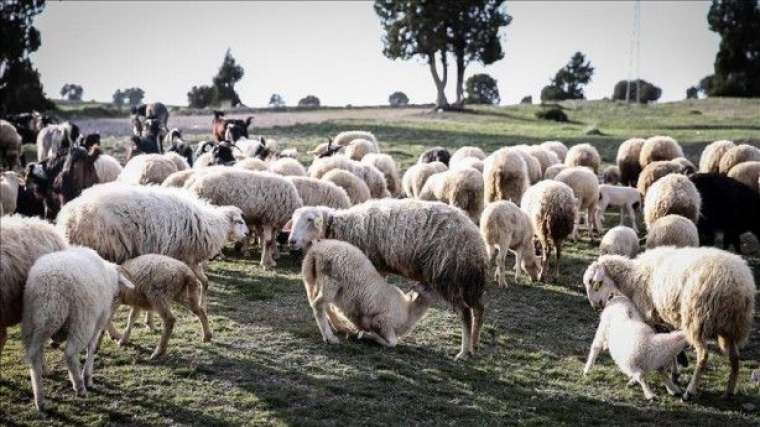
619, 206, 625, 226
63, 341, 86, 397
358, 330, 392, 347
260, 226, 277, 268
659, 369, 683, 396
632, 372, 656, 400
151, 301, 175, 359
144, 311, 155, 331
723, 336, 740, 399
512, 250, 522, 282
538, 241, 550, 282
311, 294, 339, 344
471, 302, 485, 351
684, 344, 709, 401
626, 204, 638, 233
0, 327, 6, 372
495, 246, 508, 288
118, 308, 139, 347
106, 320, 123, 341
192, 264, 210, 310
28, 345, 47, 412
82, 329, 101, 388
456, 308, 473, 360
554, 242, 562, 278
186, 288, 213, 343
593, 207, 603, 235
583, 323, 606, 375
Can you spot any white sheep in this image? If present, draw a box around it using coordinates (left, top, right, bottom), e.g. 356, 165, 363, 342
451, 156, 484, 173
0, 171, 20, 215
601, 165, 621, 185
543, 164, 567, 180
118, 153, 178, 185
636, 160, 686, 196
639, 136, 683, 169
699, 139, 735, 174
598, 184, 642, 233
584, 247, 756, 399
22, 246, 134, 412
565, 143, 601, 174
164, 151, 190, 171
161, 169, 196, 188
524, 145, 560, 175
599, 226, 639, 258
401, 161, 447, 198
512, 145, 542, 183
332, 130, 378, 148
235, 157, 268, 172
718, 144, 760, 175
344, 138, 379, 161
483, 147, 529, 205
0, 119, 22, 169
322, 169, 371, 205
287, 176, 351, 209
645, 214, 699, 249
309, 156, 389, 198
583, 295, 688, 400
554, 166, 602, 239
269, 157, 307, 177
419, 167, 484, 224
449, 146, 486, 168
616, 137, 646, 186
480, 200, 540, 286
540, 140, 568, 162
302, 239, 435, 347
643, 174, 701, 227
362, 153, 401, 196
93, 153, 123, 183
36, 122, 76, 161
727, 161, 760, 193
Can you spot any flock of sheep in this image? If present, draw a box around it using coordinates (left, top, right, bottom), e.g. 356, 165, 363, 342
0, 109, 759, 413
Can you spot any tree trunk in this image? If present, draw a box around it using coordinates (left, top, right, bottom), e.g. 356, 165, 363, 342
454, 50, 466, 108
428, 50, 449, 109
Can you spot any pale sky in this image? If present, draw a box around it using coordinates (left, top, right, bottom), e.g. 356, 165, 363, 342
33, 1, 719, 107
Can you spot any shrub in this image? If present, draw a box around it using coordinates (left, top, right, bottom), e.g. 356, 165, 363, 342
535, 107, 568, 122
540, 85, 566, 102
465, 73, 500, 105
298, 95, 321, 108
269, 94, 286, 108
520, 95, 532, 104
611, 79, 662, 103
686, 86, 699, 99
388, 91, 409, 107
187, 85, 216, 109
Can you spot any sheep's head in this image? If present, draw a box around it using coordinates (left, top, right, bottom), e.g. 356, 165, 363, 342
220, 206, 248, 242
286, 206, 331, 250
212, 141, 238, 166
583, 261, 618, 310
522, 255, 540, 282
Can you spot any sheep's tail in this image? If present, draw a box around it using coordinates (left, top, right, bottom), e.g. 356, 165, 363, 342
649, 330, 689, 369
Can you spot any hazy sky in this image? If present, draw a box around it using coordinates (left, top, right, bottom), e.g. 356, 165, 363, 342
33, 1, 719, 106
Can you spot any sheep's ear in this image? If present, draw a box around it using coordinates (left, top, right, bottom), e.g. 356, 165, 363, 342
282, 219, 293, 233
116, 266, 135, 290
246, 116, 254, 127
260, 137, 266, 146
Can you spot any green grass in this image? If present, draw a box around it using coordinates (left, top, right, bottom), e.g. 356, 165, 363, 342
2, 99, 760, 425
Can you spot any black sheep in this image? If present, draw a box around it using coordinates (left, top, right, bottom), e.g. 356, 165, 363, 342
418, 146, 451, 166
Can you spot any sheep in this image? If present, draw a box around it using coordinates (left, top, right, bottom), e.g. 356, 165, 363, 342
718, 144, 760, 175
109, 255, 211, 359
401, 161, 447, 198
418, 167, 484, 224
512, 145, 542, 183
639, 136, 683, 169
0, 215, 67, 369
671, 157, 697, 175
449, 146, 486, 168
554, 166, 602, 239
601, 165, 621, 185
524, 145, 560, 175
164, 151, 190, 171
616, 137, 646, 186
543, 164, 567, 180
362, 153, 402, 196
540, 140, 568, 162
583, 246, 756, 399
268, 157, 307, 177
56, 182, 249, 306
22, 246, 134, 412
479, 200, 540, 286
636, 160, 686, 196
322, 169, 371, 205
0, 119, 22, 169
689, 173, 760, 253
193, 141, 246, 168
286, 176, 351, 209
699, 139, 735, 174
301, 239, 435, 347
161, 169, 196, 188
0, 171, 20, 215
332, 130, 378, 148
598, 184, 642, 233
308, 140, 345, 159
643, 173, 701, 227
187, 169, 302, 267
118, 154, 178, 185
235, 157, 268, 172
520, 180, 577, 280
451, 157, 484, 173
483, 147, 529, 204
165, 128, 194, 167
645, 214, 699, 249
599, 226, 639, 257
309, 156, 389, 198
583, 295, 688, 400
565, 143, 601, 174
418, 146, 451, 165
726, 160, 760, 192
344, 138, 378, 161
35, 122, 79, 162
286, 199, 488, 359
93, 152, 123, 183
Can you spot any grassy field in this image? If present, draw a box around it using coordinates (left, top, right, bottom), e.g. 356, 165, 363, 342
2, 98, 760, 426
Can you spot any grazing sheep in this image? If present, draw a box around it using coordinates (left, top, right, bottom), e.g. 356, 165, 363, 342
543, 164, 567, 180
671, 157, 696, 175
332, 130, 378, 148
643, 174, 701, 227
287, 199, 488, 359
689, 173, 760, 253
22, 247, 134, 412
584, 247, 756, 399
583, 295, 688, 400
718, 144, 760, 175
187, 169, 301, 268
554, 166, 602, 239
645, 214, 699, 249
322, 169, 371, 205
36, 122, 79, 162
601, 165, 621, 185
287, 176, 351, 209
164, 151, 190, 171
419, 167, 484, 224
449, 146, 487, 168
639, 136, 683, 169
616, 137, 646, 186
513, 145, 542, 183
308, 140, 344, 159
483, 147, 529, 204
401, 161, 447, 198
344, 138, 379, 161
235, 157, 268, 172
636, 160, 685, 196
161, 169, 196, 188
362, 153, 401, 196
540, 140, 568, 162
0, 171, 20, 215
301, 239, 435, 346
0, 215, 67, 368
599, 226, 639, 257
165, 128, 194, 167
418, 146, 451, 165
480, 201, 540, 286
451, 157, 484, 173
520, 180, 577, 280
93, 153, 122, 183
0, 119, 22, 169
309, 156, 389, 198
118, 154, 178, 185
110, 255, 211, 359
269, 157, 307, 177
524, 146, 560, 175
726, 161, 760, 193
565, 143, 601, 174
598, 184, 642, 233
699, 139, 735, 174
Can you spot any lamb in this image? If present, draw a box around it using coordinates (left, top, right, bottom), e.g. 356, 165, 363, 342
0, 171, 20, 215
645, 214, 699, 249
109, 254, 211, 359
699, 139, 735, 174
309, 155, 389, 198
0, 215, 68, 369
286, 176, 351, 209
601, 165, 621, 185
36, 122, 79, 162
268, 157, 307, 177
639, 136, 683, 169
22, 247, 134, 412
118, 153, 178, 185
186, 169, 302, 267
598, 184, 642, 233
726, 160, 760, 192
583, 295, 688, 400
56, 183, 249, 306
583, 246, 756, 399
286, 199, 488, 359
543, 164, 567, 180
512, 146, 542, 183
616, 137, 646, 186
418, 146, 451, 165
520, 180, 577, 280
565, 143, 601, 174
636, 160, 686, 196
449, 146, 486, 168
362, 153, 401, 196
0, 119, 22, 169
322, 169, 371, 205
599, 226, 639, 257
419, 167, 484, 224
401, 161, 447, 198
643, 173, 701, 227
451, 157, 484, 173
235, 157, 268, 172
344, 138, 379, 161
479, 201, 540, 286
554, 166, 602, 239
483, 147, 529, 204
93, 153, 123, 183
301, 239, 435, 347
718, 144, 760, 175
540, 140, 568, 162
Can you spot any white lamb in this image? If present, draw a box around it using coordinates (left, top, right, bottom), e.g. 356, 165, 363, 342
598, 184, 642, 233
480, 201, 540, 286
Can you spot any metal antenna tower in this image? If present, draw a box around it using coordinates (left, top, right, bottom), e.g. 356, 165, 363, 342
626, 0, 641, 103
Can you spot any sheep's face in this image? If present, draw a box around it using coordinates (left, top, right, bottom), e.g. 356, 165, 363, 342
287, 207, 328, 250
583, 261, 617, 310
522, 256, 540, 282
222, 207, 249, 241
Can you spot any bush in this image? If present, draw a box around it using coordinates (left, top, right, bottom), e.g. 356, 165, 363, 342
540, 85, 567, 102
269, 94, 286, 108
535, 107, 568, 122
465, 74, 500, 105
520, 95, 532, 104
298, 95, 321, 108
187, 85, 216, 108
388, 91, 409, 107
611, 79, 662, 103
686, 86, 699, 99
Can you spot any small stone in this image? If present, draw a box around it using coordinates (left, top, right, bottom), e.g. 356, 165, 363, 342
742, 403, 756, 412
